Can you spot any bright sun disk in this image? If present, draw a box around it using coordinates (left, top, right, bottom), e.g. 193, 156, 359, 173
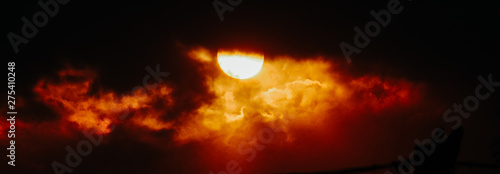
217, 51, 264, 79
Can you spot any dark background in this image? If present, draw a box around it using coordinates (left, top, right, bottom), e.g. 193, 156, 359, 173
1, 0, 499, 173
2, 0, 499, 100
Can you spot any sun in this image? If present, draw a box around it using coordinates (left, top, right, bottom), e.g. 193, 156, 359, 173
217, 50, 264, 79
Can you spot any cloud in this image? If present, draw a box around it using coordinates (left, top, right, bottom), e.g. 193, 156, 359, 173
2, 46, 430, 173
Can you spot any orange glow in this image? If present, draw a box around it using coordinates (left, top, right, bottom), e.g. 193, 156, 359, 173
33, 69, 175, 134
32, 47, 423, 153
175, 47, 423, 148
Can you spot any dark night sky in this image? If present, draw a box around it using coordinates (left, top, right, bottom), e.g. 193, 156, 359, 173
1, 0, 499, 174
